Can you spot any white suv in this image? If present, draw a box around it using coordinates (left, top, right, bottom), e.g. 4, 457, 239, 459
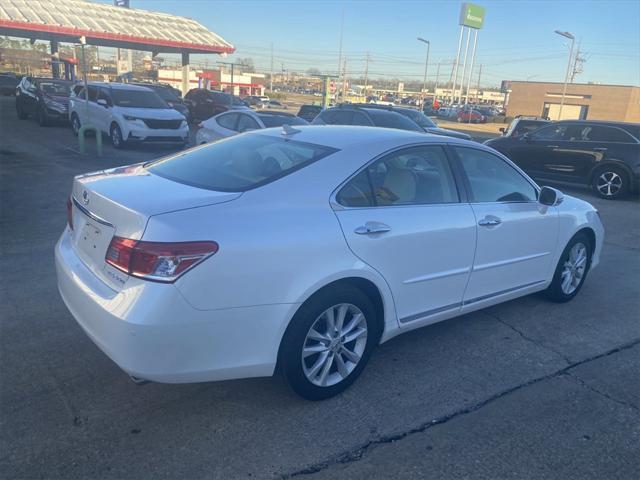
69, 83, 189, 148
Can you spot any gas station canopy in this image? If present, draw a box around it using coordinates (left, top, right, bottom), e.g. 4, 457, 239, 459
0, 0, 235, 55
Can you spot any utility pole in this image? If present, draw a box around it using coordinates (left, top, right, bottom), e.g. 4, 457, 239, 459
570, 42, 587, 83
555, 30, 575, 120
337, 7, 345, 91
217, 61, 236, 95
476, 64, 482, 103
434, 61, 440, 102
269, 42, 274, 91
417, 37, 430, 106
363, 52, 370, 99
341, 57, 348, 99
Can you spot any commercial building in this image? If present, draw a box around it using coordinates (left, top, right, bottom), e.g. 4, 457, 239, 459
503, 81, 640, 122
157, 68, 265, 96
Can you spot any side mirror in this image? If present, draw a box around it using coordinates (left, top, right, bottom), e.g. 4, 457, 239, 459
499, 127, 506, 134
522, 132, 532, 143
539, 186, 564, 207
97, 98, 108, 108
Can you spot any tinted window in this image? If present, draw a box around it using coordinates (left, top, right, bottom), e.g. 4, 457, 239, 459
351, 111, 372, 126
216, 113, 238, 130
578, 125, 633, 143
512, 120, 548, 137
237, 114, 260, 132
337, 171, 375, 207
149, 86, 180, 102
531, 124, 568, 141
258, 115, 307, 128
148, 134, 337, 192
112, 89, 166, 108
97, 88, 112, 105
327, 110, 354, 124
368, 110, 424, 132
86, 86, 98, 102
456, 147, 537, 202
211, 91, 232, 105
401, 109, 437, 128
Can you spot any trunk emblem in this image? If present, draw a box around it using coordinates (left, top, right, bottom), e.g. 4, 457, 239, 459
82, 190, 89, 205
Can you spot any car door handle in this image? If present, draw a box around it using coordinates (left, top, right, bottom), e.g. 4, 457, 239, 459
354, 222, 392, 235
593, 147, 607, 152
546, 145, 559, 149
478, 216, 502, 227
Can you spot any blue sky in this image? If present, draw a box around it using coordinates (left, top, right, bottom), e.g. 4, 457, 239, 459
94, 0, 640, 87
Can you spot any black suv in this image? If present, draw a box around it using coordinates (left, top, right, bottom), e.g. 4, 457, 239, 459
130, 82, 190, 121
15, 77, 72, 125
491, 116, 550, 139
312, 105, 424, 133
184, 89, 248, 122
360, 104, 472, 140
486, 120, 640, 199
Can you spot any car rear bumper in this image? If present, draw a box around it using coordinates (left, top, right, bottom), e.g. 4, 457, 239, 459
55, 229, 294, 383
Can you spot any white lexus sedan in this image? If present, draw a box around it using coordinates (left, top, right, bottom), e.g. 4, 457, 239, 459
55, 126, 604, 400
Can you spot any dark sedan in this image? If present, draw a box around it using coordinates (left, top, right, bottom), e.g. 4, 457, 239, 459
485, 120, 640, 199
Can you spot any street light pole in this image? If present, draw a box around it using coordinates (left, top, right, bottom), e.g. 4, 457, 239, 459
555, 30, 575, 120
417, 38, 430, 106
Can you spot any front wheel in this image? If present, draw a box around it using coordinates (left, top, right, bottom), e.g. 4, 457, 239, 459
592, 166, 629, 200
280, 285, 379, 400
110, 123, 126, 149
71, 114, 81, 136
545, 233, 592, 303
37, 107, 48, 127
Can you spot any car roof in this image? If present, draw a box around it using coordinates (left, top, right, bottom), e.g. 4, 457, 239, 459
33, 77, 72, 83
555, 119, 640, 127
257, 125, 472, 150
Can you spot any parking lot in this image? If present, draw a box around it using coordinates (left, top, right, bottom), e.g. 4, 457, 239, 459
1, 93, 639, 479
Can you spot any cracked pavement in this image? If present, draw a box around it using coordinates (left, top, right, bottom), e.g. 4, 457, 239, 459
1, 96, 639, 479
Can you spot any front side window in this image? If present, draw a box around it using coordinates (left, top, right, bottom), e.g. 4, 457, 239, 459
351, 111, 372, 126
86, 86, 98, 102
531, 124, 568, 141
455, 147, 537, 203
337, 145, 459, 207
512, 121, 548, 137
148, 134, 337, 192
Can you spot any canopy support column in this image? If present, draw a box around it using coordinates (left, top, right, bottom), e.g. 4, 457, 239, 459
181, 52, 190, 96
50, 39, 60, 78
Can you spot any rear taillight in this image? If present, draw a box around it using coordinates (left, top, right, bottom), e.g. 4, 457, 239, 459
66, 197, 73, 231
105, 237, 218, 282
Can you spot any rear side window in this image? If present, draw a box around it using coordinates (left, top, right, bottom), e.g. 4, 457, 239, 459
368, 110, 423, 132
455, 147, 537, 203
577, 125, 634, 143
216, 113, 238, 130
259, 115, 307, 128
148, 134, 338, 192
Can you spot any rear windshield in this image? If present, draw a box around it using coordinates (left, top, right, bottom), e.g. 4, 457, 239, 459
147, 134, 338, 192
368, 110, 424, 132
259, 115, 308, 128
112, 89, 167, 108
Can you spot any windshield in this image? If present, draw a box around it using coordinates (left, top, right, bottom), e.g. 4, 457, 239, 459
39, 82, 71, 96
259, 115, 308, 128
401, 109, 437, 128
368, 110, 424, 132
148, 134, 338, 192
111, 89, 167, 108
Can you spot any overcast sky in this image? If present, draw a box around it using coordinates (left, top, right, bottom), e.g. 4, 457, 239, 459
93, 0, 640, 87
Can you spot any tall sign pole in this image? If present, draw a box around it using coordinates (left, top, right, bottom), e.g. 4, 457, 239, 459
456, 3, 485, 104
451, 26, 465, 103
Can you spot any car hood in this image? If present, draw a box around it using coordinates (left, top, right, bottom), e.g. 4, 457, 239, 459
424, 127, 471, 140
45, 95, 70, 104
116, 107, 185, 120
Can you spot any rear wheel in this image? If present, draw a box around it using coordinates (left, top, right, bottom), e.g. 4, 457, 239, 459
280, 285, 379, 400
592, 166, 629, 199
545, 233, 592, 303
110, 123, 126, 149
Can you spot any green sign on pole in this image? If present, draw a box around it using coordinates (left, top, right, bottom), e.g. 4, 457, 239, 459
459, 3, 485, 29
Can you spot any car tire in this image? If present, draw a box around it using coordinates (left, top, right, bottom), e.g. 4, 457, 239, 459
71, 114, 81, 137
110, 123, 126, 149
16, 103, 28, 120
545, 232, 592, 303
592, 166, 629, 200
280, 284, 379, 400
37, 107, 48, 127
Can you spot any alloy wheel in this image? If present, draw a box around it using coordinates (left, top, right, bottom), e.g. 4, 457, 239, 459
111, 127, 121, 147
596, 171, 622, 197
301, 303, 368, 387
560, 242, 588, 295
72, 116, 80, 135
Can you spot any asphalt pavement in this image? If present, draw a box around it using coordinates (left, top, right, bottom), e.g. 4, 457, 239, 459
1, 96, 638, 479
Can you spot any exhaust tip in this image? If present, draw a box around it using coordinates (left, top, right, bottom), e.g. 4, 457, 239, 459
130, 375, 150, 386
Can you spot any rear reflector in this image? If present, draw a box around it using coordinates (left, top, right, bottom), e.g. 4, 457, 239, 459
66, 197, 73, 231
105, 237, 218, 282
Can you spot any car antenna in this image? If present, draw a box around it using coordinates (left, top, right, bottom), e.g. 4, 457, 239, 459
281, 124, 301, 136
